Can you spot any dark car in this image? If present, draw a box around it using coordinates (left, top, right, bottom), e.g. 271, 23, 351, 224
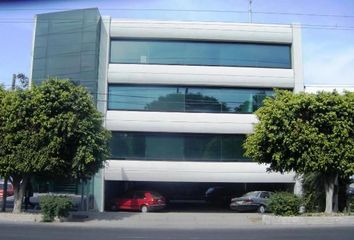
230, 191, 272, 213
111, 191, 166, 213
205, 186, 238, 207
205, 187, 227, 203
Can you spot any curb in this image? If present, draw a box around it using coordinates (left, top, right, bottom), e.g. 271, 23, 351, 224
0, 212, 42, 223
262, 215, 354, 225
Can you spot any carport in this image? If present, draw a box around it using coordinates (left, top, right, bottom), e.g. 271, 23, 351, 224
104, 181, 294, 211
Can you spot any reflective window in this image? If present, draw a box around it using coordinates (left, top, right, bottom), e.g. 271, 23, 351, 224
108, 85, 274, 113
110, 40, 291, 68
110, 132, 251, 162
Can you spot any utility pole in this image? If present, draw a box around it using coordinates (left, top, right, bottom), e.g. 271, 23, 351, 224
11, 74, 16, 91
1, 177, 8, 212
248, 0, 253, 23
1, 74, 16, 212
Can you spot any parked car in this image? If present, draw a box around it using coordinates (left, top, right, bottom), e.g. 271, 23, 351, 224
230, 191, 272, 213
111, 191, 166, 213
0, 182, 14, 198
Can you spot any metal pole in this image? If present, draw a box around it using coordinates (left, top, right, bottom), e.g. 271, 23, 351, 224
248, 0, 253, 23
1, 176, 8, 212
11, 74, 16, 91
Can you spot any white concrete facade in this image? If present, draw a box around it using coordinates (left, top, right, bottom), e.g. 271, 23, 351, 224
100, 20, 304, 185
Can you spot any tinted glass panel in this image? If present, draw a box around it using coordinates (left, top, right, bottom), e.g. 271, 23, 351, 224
110, 132, 251, 162
108, 85, 274, 113
110, 40, 291, 68
32, 9, 101, 100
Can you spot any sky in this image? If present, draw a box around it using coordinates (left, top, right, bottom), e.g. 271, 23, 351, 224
0, 0, 353, 88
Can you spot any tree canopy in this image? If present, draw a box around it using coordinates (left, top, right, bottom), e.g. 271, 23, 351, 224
0, 78, 110, 213
244, 90, 354, 213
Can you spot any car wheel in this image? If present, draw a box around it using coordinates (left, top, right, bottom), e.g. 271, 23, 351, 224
140, 205, 148, 213
258, 205, 266, 214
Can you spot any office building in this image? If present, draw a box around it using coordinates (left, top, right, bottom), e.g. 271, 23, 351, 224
30, 8, 303, 211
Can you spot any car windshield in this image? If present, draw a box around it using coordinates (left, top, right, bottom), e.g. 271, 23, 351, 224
242, 191, 259, 197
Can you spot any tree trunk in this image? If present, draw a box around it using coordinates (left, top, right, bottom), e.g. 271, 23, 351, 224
80, 180, 85, 211
333, 174, 339, 212
324, 174, 337, 214
12, 175, 29, 214
293, 174, 304, 197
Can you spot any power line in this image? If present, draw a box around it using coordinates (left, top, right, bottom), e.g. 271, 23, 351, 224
0, 18, 353, 31
0, 7, 354, 19
254, 10, 354, 19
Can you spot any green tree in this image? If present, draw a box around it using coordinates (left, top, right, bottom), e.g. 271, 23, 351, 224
244, 90, 354, 213
15, 73, 29, 90
0, 78, 110, 213
1, 73, 29, 212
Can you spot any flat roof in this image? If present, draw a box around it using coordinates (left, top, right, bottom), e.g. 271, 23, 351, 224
305, 85, 354, 93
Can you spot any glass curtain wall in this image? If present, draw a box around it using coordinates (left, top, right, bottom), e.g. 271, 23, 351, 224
32, 9, 101, 98
110, 132, 251, 162
110, 40, 291, 69
108, 85, 274, 113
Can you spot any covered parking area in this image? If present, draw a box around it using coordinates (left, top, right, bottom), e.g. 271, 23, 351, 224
104, 180, 294, 212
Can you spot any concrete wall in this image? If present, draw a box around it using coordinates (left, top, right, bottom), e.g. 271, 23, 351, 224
104, 20, 303, 184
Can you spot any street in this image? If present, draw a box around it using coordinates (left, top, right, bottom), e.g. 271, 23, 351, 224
0, 222, 353, 240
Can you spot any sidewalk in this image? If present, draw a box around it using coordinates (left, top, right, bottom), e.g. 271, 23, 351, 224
77, 212, 263, 229
262, 214, 354, 225
2, 210, 354, 229
0, 211, 262, 229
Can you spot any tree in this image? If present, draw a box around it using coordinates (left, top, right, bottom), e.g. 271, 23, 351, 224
244, 90, 354, 213
15, 73, 29, 89
0, 85, 9, 212
1, 73, 29, 212
0, 78, 110, 213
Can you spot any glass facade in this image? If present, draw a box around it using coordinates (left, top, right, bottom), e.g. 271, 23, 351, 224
32, 8, 101, 98
110, 132, 251, 162
110, 40, 291, 68
108, 85, 274, 113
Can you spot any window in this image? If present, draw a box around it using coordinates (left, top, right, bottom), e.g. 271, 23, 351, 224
108, 85, 275, 113
110, 39, 291, 69
260, 192, 270, 198
110, 132, 251, 162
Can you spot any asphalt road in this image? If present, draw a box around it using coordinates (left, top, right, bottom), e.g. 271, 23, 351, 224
0, 222, 353, 240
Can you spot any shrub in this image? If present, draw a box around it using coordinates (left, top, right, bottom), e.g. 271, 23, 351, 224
268, 192, 301, 216
39, 195, 73, 222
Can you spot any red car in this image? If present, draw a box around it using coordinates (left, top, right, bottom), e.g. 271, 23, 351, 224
111, 191, 166, 213
0, 182, 14, 198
